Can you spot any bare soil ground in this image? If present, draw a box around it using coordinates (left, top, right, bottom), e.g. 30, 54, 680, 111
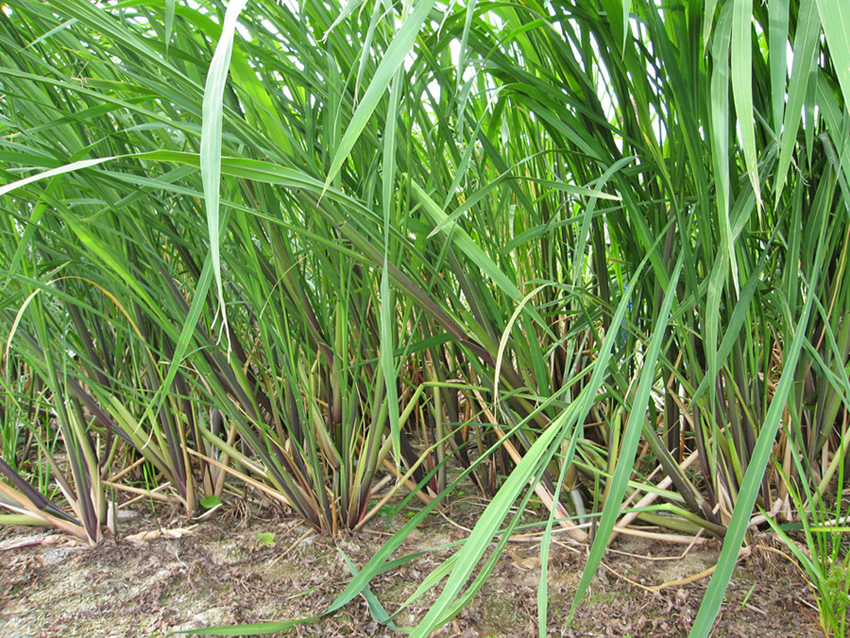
0, 496, 823, 638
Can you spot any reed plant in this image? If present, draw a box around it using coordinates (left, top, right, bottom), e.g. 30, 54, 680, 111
1, 0, 849, 635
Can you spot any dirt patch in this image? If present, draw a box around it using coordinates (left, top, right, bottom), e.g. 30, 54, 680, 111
0, 499, 823, 638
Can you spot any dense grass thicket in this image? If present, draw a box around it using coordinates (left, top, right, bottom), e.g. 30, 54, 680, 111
1, 0, 849, 635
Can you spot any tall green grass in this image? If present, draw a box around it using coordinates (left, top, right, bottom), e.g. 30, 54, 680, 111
1, 0, 849, 635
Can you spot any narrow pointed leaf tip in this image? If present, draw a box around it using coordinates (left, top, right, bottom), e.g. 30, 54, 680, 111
322, 0, 438, 196
201, 0, 250, 350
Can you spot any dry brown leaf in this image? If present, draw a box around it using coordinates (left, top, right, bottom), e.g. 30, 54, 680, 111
124, 525, 198, 542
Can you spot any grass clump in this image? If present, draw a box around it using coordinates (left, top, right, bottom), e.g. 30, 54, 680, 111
1, 0, 849, 636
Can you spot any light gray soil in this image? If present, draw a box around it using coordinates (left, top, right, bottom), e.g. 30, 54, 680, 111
0, 497, 823, 638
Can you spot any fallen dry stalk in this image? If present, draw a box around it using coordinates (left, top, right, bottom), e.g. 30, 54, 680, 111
102, 480, 180, 504
186, 448, 293, 509
610, 448, 702, 542
472, 387, 587, 543
602, 546, 752, 593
